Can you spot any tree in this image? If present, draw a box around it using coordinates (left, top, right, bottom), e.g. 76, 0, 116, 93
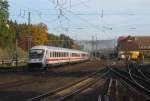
31, 23, 49, 46
0, 0, 10, 47
17, 23, 49, 50
0, 0, 9, 27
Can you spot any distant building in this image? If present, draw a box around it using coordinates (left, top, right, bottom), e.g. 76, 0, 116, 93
75, 39, 116, 52
117, 36, 150, 57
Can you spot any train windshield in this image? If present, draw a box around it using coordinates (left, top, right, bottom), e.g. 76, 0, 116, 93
29, 49, 44, 59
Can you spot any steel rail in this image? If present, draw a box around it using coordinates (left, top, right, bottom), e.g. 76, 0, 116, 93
27, 68, 109, 101
57, 71, 109, 101
138, 69, 150, 81
129, 62, 150, 81
111, 68, 150, 97
120, 78, 149, 99
97, 78, 112, 101
113, 66, 150, 89
127, 65, 150, 93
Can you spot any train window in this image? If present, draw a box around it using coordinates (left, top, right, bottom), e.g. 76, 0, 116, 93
52, 52, 54, 57
56, 52, 58, 57
67, 53, 68, 57
60, 52, 61, 57
57, 52, 59, 57
59, 52, 61, 57
70, 53, 71, 57
54, 52, 56, 57
56, 52, 57, 57
55, 52, 57, 57
53, 52, 55, 57
64, 52, 66, 57
58, 52, 59, 57
57, 52, 58, 57
64, 52, 65, 57
50, 52, 52, 57
50, 51, 53, 57
53, 52, 54, 57
61, 52, 64, 57
72, 53, 79, 57
64, 52, 67, 57
51, 51, 53, 57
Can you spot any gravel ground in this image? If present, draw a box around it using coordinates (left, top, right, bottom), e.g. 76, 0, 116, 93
0, 74, 34, 85
0, 60, 106, 101
0, 60, 147, 101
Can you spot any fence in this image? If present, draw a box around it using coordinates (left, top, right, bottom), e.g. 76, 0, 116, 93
0, 59, 27, 67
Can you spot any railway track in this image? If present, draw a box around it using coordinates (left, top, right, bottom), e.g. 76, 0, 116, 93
97, 78, 118, 101
110, 67, 150, 99
27, 68, 110, 101
119, 78, 147, 100
131, 63, 150, 81
128, 65, 150, 91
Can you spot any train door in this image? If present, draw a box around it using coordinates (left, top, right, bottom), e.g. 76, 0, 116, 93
42, 49, 48, 67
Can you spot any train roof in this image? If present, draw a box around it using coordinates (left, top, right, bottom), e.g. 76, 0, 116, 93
31, 45, 88, 54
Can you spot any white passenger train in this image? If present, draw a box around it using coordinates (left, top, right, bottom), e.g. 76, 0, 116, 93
28, 45, 90, 68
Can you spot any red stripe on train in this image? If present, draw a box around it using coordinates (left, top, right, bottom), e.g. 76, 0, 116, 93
46, 57, 83, 61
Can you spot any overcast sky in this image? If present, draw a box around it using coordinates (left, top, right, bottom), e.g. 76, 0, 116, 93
8, 0, 150, 40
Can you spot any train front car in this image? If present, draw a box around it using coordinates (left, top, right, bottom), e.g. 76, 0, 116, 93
27, 45, 90, 70
27, 46, 47, 69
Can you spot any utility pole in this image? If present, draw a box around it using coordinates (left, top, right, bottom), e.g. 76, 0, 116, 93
15, 28, 19, 67
95, 35, 98, 58
0, 15, 2, 32
27, 11, 31, 52
92, 36, 94, 59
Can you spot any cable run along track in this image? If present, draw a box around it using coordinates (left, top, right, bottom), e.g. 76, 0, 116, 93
27, 68, 110, 101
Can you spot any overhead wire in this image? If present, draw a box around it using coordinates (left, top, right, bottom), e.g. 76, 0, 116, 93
46, 0, 114, 39
10, 0, 150, 40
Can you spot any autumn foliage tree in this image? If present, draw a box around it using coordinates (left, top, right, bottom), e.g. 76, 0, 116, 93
0, 0, 80, 60
0, 0, 10, 47
31, 23, 48, 46
18, 23, 49, 50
